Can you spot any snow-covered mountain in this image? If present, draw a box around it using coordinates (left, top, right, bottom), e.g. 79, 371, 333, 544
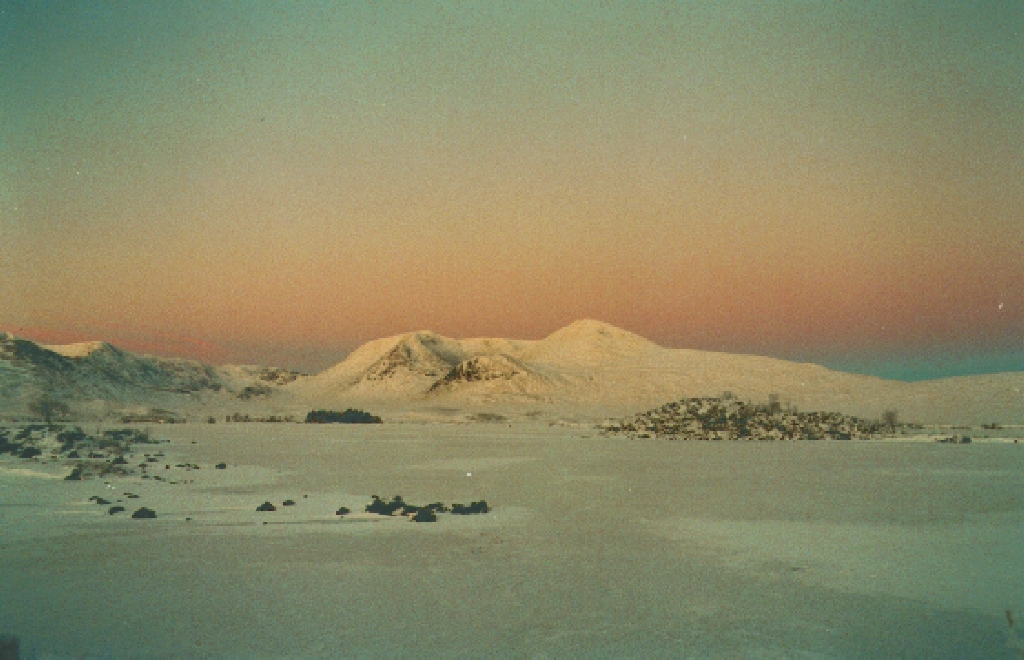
289, 320, 1024, 423
0, 331, 305, 418
3, 322, 1023, 424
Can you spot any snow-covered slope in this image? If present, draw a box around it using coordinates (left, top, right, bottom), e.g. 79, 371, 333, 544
0, 332, 306, 418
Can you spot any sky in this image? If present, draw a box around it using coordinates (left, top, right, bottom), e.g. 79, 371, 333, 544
2, 1, 1022, 379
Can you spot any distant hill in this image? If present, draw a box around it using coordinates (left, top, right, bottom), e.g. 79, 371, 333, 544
0, 331, 305, 419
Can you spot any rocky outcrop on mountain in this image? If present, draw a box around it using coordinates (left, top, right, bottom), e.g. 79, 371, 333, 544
293, 332, 468, 401
427, 354, 554, 399
364, 334, 461, 382
430, 355, 529, 387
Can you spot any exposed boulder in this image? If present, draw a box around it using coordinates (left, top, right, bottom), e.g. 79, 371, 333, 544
410, 509, 437, 523
108, 506, 125, 515
131, 507, 157, 519
451, 500, 490, 515
256, 502, 276, 512
365, 495, 405, 516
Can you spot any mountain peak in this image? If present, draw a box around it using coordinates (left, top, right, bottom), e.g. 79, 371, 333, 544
525, 319, 657, 364
543, 319, 654, 345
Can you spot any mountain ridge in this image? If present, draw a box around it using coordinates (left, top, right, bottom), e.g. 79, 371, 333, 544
3, 323, 1023, 424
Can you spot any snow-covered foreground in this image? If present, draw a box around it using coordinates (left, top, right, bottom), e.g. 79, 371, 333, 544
2, 423, 1023, 657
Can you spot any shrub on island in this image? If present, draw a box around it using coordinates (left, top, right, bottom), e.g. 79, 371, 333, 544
305, 409, 382, 424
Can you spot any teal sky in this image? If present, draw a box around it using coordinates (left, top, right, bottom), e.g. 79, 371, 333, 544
2, 1, 1022, 379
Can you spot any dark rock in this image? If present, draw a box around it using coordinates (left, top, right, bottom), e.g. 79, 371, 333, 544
215, 462, 227, 469
410, 508, 437, 522
56, 427, 88, 452
65, 468, 84, 481
365, 495, 405, 516
111, 456, 127, 465
125, 493, 139, 499
256, 502, 276, 512
146, 457, 158, 462
95, 498, 110, 505
131, 507, 157, 519
17, 447, 42, 459
282, 499, 295, 506
451, 500, 490, 515
335, 507, 350, 516
108, 506, 125, 515
67, 450, 81, 458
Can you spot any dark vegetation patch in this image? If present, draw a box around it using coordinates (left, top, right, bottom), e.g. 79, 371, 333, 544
602, 396, 907, 442
305, 409, 382, 424
937, 435, 972, 444
119, 410, 184, 424
469, 413, 507, 423
225, 413, 295, 423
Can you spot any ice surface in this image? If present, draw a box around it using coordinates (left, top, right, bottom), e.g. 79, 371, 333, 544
1, 423, 1022, 657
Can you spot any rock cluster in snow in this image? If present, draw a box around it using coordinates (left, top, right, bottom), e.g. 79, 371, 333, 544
602, 396, 895, 441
